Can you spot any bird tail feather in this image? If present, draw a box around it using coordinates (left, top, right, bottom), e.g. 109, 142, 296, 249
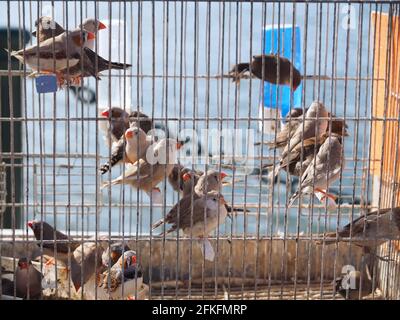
230, 63, 250, 74
109, 61, 132, 70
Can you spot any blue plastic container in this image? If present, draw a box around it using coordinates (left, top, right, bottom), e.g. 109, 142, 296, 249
35, 74, 58, 93
263, 25, 302, 119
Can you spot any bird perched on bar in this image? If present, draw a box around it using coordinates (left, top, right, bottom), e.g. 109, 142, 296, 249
100, 126, 151, 175
266, 120, 348, 179
229, 54, 302, 91
30, 17, 131, 85
99, 109, 154, 174
28, 220, 81, 255
98, 250, 142, 293
7, 28, 96, 85
334, 269, 374, 300
155, 191, 228, 236
279, 101, 329, 157
288, 132, 344, 207
155, 191, 228, 261
14, 257, 43, 299
259, 107, 348, 150
316, 207, 400, 252
264, 101, 337, 181
153, 169, 246, 236
101, 138, 182, 203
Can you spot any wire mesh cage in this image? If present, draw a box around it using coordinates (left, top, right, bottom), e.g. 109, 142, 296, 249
0, 0, 400, 300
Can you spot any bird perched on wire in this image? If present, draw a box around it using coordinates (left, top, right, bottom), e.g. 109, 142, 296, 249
265, 101, 333, 181
14, 257, 43, 299
155, 191, 228, 261
153, 169, 241, 234
98, 250, 142, 293
229, 54, 302, 91
7, 28, 96, 85
279, 101, 329, 158
28, 220, 81, 255
266, 120, 348, 179
259, 107, 348, 150
316, 207, 400, 255
32, 16, 106, 45
100, 126, 151, 174
101, 138, 182, 203
99, 109, 154, 174
30, 17, 131, 85
288, 132, 344, 208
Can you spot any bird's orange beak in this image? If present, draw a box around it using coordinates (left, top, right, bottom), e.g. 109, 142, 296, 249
101, 110, 109, 117
182, 173, 191, 182
87, 32, 96, 40
220, 172, 227, 180
98, 21, 107, 30
219, 196, 227, 205
125, 130, 134, 139
176, 141, 183, 150
27, 221, 33, 229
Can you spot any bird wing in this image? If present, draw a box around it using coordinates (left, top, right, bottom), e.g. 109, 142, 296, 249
300, 137, 342, 188
17, 35, 70, 59
165, 195, 199, 224
120, 159, 153, 181
339, 208, 393, 237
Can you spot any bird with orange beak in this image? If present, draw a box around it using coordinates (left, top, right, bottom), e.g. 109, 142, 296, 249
152, 169, 231, 232
99, 126, 150, 174
8, 28, 96, 85
30, 17, 131, 85
153, 191, 228, 261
